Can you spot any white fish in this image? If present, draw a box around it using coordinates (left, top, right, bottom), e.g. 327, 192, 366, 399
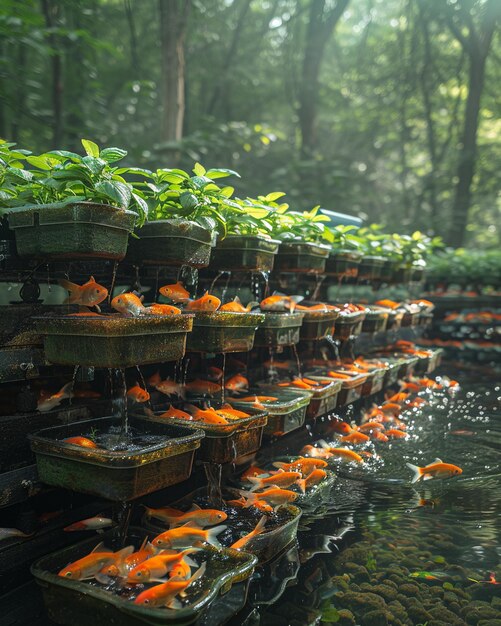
37, 382, 73, 412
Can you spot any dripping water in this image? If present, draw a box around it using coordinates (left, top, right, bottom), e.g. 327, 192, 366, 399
209, 271, 225, 294
292, 344, 302, 378
221, 272, 232, 303
109, 260, 119, 304
221, 353, 226, 405
204, 463, 223, 509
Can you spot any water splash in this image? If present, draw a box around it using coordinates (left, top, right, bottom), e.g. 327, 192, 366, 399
204, 463, 223, 508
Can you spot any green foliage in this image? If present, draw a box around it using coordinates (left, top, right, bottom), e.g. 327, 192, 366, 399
320, 600, 340, 623
427, 249, 501, 288
365, 551, 377, 572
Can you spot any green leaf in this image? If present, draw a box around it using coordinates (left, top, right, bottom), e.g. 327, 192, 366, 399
94, 180, 131, 208
82, 156, 107, 174
264, 191, 286, 202
26, 155, 54, 170
247, 208, 270, 219
81, 139, 100, 158
7, 166, 33, 181
219, 186, 234, 198
131, 192, 149, 217
46, 150, 82, 162
100, 147, 127, 163
193, 162, 206, 176
179, 192, 199, 211
158, 172, 187, 184
206, 168, 240, 179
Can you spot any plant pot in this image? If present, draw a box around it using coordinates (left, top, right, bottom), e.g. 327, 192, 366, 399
7, 202, 136, 260
35, 314, 194, 368
300, 377, 342, 419
379, 259, 398, 283
331, 309, 366, 340
361, 306, 389, 334
29, 417, 204, 501
386, 309, 404, 331
361, 367, 386, 396
274, 241, 331, 274
324, 249, 363, 278
186, 311, 264, 353
136, 405, 268, 464
210, 235, 280, 272
299, 306, 339, 341
357, 255, 386, 281
253, 312, 304, 347
32, 527, 257, 626
311, 369, 367, 406
127, 219, 214, 268
392, 264, 413, 284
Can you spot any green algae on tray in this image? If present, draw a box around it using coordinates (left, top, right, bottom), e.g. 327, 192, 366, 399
253, 312, 305, 347
274, 241, 331, 274
210, 235, 280, 272
7, 202, 136, 260
187, 311, 264, 353
35, 314, 194, 367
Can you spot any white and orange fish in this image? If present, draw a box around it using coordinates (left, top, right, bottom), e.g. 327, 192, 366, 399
111, 292, 147, 316
37, 382, 73, 412
231, 516, 267, 550
260, 293, 303, 312
64, 516, 113, 532
59, 276, 108, 310
133, 563, 206, 609
225, 374, 249, 393
127, 385, 150, 404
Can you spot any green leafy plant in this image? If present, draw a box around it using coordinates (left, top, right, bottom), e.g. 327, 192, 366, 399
268, 205, 334, 245
0, 139, 148, 223
223, 191, 288, 238
330, 224, 364, 251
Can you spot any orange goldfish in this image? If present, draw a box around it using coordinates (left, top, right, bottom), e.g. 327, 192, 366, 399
127, 548, 199, 583
371, 430, 389, 442
237, 395, 278, 403
225, 374, 249, 392
184, 379, 222, 395
219, 296, 258, 313
159, 282, 191, 303
59, 276, 108, 310
386, 428, 407, 439
185, 292, 221, 312
100, 537, 155, 579
241, 465, 267, 479
237, 487, 298, 509
260, 293, 304, 312
374, 299, 400, 309
184, 404, 228, 425
134, 563, 206, 608
111, 292, 147, 316
358, 421, 385, 433
147, 406, 193, 420
247, 471, 302, 491
37, 382, 73, 412
127, 385, 150, 404
278, 378, 313, 390
340, 432, 370, 444
318, 442, 363, 463
379, 402, 401, 416
207, 366, 223, 382
146, 303, 181, 316
296, 469, 327, 494
149, 372, 185, 399
406, 459, 462, 483
273, 457, 328, 474
300, 444, 333, 459
58, 542, 132, 580
231, 516, 267, 550
386, 392, 409, 404
329, 421, 354, 435
216, 404, 250, 419
63, 436, 98, 449
152, 525, 227, 549
400, 382, 420, 392
169, 559, 192, 580
144, 504, 227, 528
64, 516, 113, 532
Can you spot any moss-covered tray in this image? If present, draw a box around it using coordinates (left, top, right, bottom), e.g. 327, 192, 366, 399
127, 219, 215, 268
331, 309, 366, 340
29, 417, 204, 501
32, 527, 257, 626
274, 241, 331, 274
35, 314, 194, 368
299, 305, 339, 341
325, 249, 363, 278
253, 312, 305, 347
186, 311, 264, 353
6, 202, 135, 260
361, 306, 390, 334
209, 235, 280, 272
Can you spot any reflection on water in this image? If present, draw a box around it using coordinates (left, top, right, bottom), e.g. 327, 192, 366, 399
248, 375, 501, 626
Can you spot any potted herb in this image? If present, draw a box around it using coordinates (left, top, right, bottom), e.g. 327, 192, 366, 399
209, 192, 283, 272
272, 207, 332, 274
127, 163, 239, 268
356, 225, 391, 282
0, 139, 146, 260
325, 225, 363, 278
391, 232, 431, 283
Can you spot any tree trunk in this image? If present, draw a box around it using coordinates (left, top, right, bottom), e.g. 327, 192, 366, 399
298, 0, 350, 159
41, 0, 63, 147
159, 0, 191, 142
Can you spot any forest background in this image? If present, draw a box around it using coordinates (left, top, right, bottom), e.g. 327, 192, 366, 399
0, 0, 499, 248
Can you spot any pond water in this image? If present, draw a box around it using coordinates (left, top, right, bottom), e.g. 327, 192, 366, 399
249, 372, 501, 626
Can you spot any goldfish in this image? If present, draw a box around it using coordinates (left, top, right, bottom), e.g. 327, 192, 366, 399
231, 516, 267, 550
260, 293, 304, 312
0, 528, 32, 542
273, 457, 328, 474
374, 299, 400, 309
379, 402, 401, 416
385, 428, 407, 439
185, 379, 222, 396
278, 378, 314, 390
406, 398, 426, 408
237, 487, 298, 509
219, 296, 258, 313
207, 366, 223, 382
296, 302, 337, 312
449, 429, 476, 436
147, 406, 193, 420
358, 421, 385, 433
185, 292, 221, 312
300, 444, 333, 459
406, 459, 462, 483
185, 405, 228, 425
111, 292, 147, 316
225, 374, 249, 392
159, 282, 191, 303
400, 382, 420, 392
326, 371, 352, 380
371, 430, 389, 442
64, 516, 113, 532
134, 563, 206, 609
329, 421, 354, 435
296, 469, 327, 494
100, 537, 156, 579
127, 548, 200, 583
152, 525, 227, 549
241, 465, 267, 479
318, 441, 364, 463
340, 432, 370, 444
237, 395, 278, 403
169, 558, 192, 580
59, 276, 108, 310
149, 372, 185, 399
386, 392, 409, 404
63, 436, 98, 449
37, 382, 73, 412
247, 471, 302, 491
144, 504, 227, 529
216, 404, 250, 419
127, 385, 150, 404
263, 359, 295, 371
58, 542, 132, 580
146, 303, 181, 316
